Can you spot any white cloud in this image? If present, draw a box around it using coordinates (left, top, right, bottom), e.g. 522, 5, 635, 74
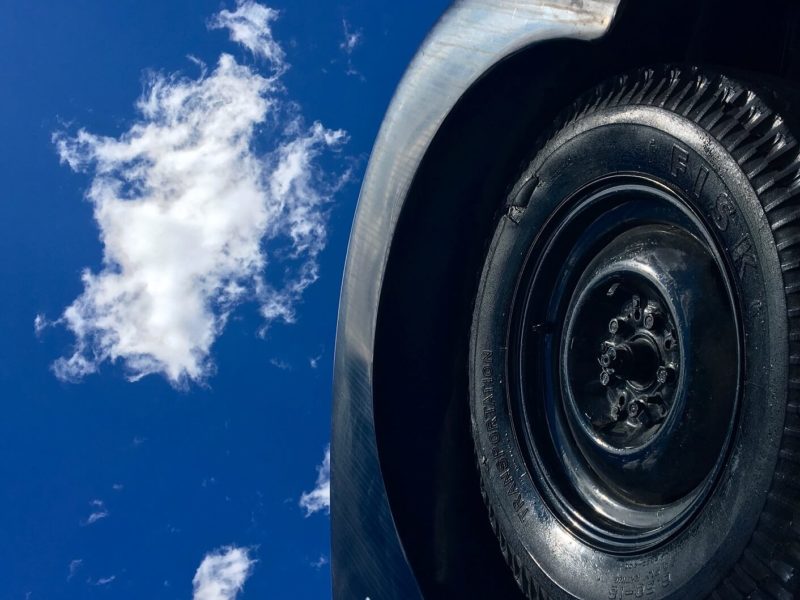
84, 511, 107, 525
311, 555, 328, 569
33, 314, 46, 335
339, 20, 363, 78
49, 3, 346, 386
91, 575, 116, 586
67, 559, 83, 581
299, 445, 330, 516
193, 546, 255, 600
82, 499, 108, 526
210, 1, 285, 66
340, 20, 361, 55
269, 357, 291, 370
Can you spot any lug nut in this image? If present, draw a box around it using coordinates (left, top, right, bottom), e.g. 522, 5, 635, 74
600, 346, 617, 367
628, 401, 640, 416
608, 318, 620, 334
608, 317, 631, 335
656, 366, 673, 384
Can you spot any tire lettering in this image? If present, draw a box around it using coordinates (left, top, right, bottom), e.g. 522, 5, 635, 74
711, 193, 735, 231
670, 144, 689, 178
607, 567, 671, 598
480, 349, 528, 522
664, 144, 760, 286
732, 235, 758, 279
692, 166, 709, 198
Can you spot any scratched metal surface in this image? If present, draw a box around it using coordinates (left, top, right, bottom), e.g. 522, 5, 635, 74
331, 1, 621, 598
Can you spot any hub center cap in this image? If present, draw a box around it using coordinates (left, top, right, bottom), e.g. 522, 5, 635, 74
595, 289, 679, 448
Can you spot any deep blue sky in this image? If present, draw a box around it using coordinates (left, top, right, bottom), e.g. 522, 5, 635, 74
0, 1, 449, 598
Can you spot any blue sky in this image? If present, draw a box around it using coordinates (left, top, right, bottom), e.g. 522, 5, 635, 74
0, 1, 449, 598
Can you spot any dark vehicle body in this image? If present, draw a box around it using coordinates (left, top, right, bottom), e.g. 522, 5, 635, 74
332, 1, 800, 598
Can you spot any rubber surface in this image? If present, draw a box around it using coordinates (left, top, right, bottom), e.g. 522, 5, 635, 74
470, 66, 800, 599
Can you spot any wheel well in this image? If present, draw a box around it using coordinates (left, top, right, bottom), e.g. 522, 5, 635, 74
372, 1, 800, 597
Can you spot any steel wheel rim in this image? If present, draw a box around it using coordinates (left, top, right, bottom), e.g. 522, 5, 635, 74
509, 175, 742, 553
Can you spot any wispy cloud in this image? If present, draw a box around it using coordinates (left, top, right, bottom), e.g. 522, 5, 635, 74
193, 546, 255, 600
269, 357, 291, 370
81, 499, 108, 526
90, 575, 116, 586
209, 1, 285, 66
339, 19, 363, 78
33, 314, 46, 336
311, 555, 328, 569
47, 2, 347, 386
67, 559, 83, 581
340, 19, 361, 55
299, 445, 330, 516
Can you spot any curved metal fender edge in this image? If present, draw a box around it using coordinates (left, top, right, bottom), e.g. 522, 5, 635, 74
331, 1, 621, 598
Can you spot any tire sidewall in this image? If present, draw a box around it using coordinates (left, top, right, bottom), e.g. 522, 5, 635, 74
470, 105, 788, 599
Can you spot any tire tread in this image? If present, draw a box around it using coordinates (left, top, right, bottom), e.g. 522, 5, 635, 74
478, 66, 800, 599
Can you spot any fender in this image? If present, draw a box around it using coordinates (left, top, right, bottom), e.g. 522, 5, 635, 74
331, 2, 620, 598
332, 0, 800, 598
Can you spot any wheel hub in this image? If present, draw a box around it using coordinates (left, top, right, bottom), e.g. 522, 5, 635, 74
593, 288, 679, 448
561, 224, 737, 504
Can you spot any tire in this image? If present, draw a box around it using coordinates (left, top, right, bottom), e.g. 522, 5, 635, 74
470, 66, 800, 599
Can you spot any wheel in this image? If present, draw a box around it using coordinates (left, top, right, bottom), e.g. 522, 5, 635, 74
470, 66, 800, 599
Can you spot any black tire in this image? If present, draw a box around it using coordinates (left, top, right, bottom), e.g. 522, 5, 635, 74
470, 66, 800, 599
